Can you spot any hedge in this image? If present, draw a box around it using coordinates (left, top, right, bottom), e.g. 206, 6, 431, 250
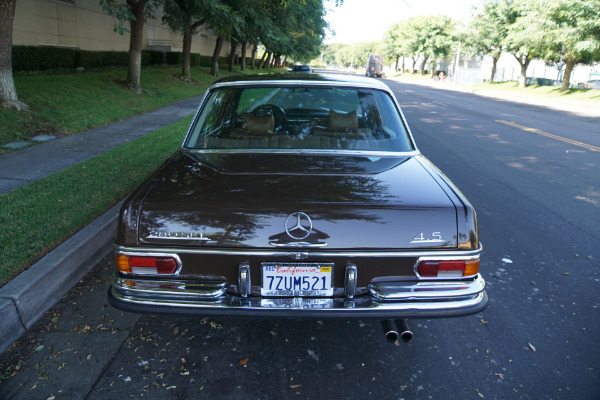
12, 46, 252, 73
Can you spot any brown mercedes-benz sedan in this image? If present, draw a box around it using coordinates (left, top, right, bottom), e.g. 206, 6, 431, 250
108, 74, 486, 341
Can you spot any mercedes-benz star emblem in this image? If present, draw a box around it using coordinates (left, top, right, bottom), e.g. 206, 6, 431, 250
285, 212, 313, 240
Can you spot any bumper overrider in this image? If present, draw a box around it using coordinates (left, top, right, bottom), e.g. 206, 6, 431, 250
108, 246, 488, 319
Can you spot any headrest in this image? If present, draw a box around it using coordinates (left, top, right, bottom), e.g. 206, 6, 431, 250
243, 113, 274, 135
328, 110, 358, 133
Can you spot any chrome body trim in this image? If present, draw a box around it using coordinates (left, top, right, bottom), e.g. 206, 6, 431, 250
238, 262, 251, 298
109, 272, 487, 318
114, 244, 482, 258
269, 241, 328, 248
183, 148, 421, 157
111, 275, 228, 299
344, 264, 357, 299
368, 274, 486, 300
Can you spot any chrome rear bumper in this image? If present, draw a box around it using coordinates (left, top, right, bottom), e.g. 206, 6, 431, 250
108, 273, 487, 318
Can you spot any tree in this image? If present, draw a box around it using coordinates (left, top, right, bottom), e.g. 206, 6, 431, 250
523, 0, 600, 91
0, 0, 28, 110
383, 23, 403, 72
260, 0, 327, 66
101, 0, 155, 93
466, 0, 518, 83
160, 0, 235, 81
400, 16, 455, 76
503, 0, 545, 88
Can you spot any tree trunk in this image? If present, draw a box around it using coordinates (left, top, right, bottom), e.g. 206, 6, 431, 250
250, 44, 257, 70
0, 0, 28, 111
401, 58, 405, 74
240, 40, 247, 71
274, 52, 281, 68
228, 40, 236, 72
126, 0, 146, 93
394, 56, 399, 72
258, 51, 267, 69
411, 58, 417, 74
271, 52, 279, 68
561, 60, 575, 92
181, 31, 192, 81
420, 56, 429, 75
514, 54, 531, 88
211, 35, 224, 77
260, 52, 270, 69
490, 52, 501, 83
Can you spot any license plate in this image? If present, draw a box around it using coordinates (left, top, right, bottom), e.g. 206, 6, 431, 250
261, 263, 334, 296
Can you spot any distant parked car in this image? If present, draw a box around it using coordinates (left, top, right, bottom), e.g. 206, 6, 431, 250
365, 54, 384, 78
587, 80, 600, 89
526, 77, 559, 87
291, 65, 312, 73
108, 74, 486, 343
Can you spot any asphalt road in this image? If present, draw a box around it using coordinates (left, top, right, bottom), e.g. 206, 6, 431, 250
1, 81, 598, 400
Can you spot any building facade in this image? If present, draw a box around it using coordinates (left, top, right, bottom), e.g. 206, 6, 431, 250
13, 0, 232, 57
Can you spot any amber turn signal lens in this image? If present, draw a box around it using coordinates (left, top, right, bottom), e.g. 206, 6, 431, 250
116, 254, 132, 273
463, 259, 480, 277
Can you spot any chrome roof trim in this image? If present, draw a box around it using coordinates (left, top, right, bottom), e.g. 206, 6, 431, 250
210, 79, 389, 91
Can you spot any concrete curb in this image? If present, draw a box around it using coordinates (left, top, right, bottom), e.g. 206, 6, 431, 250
0, 201, 122, 353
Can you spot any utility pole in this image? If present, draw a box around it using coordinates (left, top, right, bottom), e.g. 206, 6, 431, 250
453, 41, 461, 86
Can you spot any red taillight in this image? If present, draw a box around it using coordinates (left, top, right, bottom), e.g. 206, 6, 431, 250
417, 259, 480, 278
116, 254, 178, 275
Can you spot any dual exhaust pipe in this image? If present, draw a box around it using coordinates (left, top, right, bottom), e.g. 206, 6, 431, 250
381, 319, 413, 343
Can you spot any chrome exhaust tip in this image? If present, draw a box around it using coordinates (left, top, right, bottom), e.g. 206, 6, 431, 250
381, 319, 399, 343
395, 319, 414, 343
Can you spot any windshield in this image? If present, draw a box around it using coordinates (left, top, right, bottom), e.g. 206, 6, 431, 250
185, 86, 415, 152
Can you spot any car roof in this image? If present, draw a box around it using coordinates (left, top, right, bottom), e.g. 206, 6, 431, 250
211, 73, 391, 91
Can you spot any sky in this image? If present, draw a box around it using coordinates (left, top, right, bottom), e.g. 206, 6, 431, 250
324, 0, 483, 44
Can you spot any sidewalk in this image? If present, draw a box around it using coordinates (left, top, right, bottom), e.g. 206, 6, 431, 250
0, 95, 203, 353
0, 95, 203, 194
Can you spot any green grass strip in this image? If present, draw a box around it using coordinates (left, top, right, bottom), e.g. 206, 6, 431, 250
0, 117, 190, 286
0, 65, 288, 286
2, 66, 287, 146
474, 81, 600, 104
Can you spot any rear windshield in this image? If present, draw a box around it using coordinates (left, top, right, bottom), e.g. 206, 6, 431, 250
185, 86, 414, 152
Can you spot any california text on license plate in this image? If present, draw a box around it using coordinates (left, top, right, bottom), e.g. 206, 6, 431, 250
261, 263, 334, 296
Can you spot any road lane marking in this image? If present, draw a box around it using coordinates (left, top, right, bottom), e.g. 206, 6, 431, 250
496, 120, 600, 152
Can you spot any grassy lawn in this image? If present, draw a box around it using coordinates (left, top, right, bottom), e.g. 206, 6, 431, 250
389, 72, 600, 105
473, 81, 600, 104
1, 65, 285, 147
0, 117, 190, 286
0, 65, 285, 286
